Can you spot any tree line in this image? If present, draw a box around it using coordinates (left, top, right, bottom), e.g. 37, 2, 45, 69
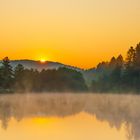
1, 42, 140, 93
91, 42, 140, 93
0, 57, 87, 93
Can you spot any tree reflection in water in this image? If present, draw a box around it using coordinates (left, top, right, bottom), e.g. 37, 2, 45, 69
0, 94, 139, 140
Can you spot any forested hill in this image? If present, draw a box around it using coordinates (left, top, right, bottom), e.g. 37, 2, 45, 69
0, 60, 93, 87
0, 58, 88, 93
0, 59, 94, 91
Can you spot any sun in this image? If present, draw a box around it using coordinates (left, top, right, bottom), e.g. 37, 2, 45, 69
37, 55, 48, 63
40, 59, 46, 63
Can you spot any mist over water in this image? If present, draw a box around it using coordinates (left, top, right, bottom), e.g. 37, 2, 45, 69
0, 93, 139, 140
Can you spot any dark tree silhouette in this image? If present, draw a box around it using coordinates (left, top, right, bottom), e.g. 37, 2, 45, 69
126, 46, 135, 68
0, 57, 13, 91
91, 43, 140, 93
14, 64, 25, 92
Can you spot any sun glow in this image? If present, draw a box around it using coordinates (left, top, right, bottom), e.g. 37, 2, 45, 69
40, 59, 46, 63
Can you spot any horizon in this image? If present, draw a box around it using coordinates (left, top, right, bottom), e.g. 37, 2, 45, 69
0, 53, 123, 70
0, 58, 92, 70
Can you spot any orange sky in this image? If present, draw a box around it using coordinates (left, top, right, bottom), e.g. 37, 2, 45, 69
0, 0, 140, 68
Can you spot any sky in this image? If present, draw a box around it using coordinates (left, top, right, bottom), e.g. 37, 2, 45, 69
0, 0, 140, 68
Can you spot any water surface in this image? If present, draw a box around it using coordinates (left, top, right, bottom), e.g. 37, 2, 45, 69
0, 94, 139, 140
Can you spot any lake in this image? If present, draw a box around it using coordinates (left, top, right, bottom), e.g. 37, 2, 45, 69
0, 93, 139, 140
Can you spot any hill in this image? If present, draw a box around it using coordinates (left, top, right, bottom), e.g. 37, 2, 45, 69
0, 59, 96, 87
0, 60, 81, 71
